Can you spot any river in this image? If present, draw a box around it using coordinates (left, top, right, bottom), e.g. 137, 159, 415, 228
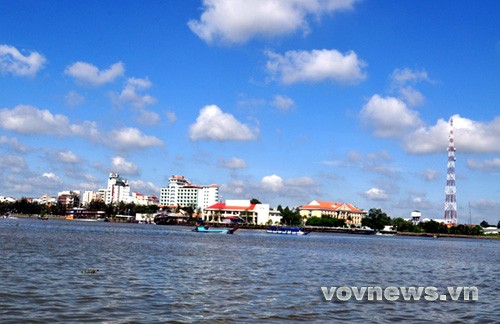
0, 218, 498, 323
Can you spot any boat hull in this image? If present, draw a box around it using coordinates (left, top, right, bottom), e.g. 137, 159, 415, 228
266, 227, 310, 235
193, 226, 237, 234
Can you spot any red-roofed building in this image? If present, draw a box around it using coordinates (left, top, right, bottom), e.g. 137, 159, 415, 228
298, 200, 366, 225
204, 199, 281, 225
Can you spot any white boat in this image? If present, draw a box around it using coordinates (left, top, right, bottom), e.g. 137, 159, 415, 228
267, 226, 311, 235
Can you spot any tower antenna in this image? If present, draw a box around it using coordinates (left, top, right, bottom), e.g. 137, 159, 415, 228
444, 118, 458, 225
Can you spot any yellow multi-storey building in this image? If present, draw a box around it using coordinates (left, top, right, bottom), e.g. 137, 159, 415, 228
299, 200, 366, 226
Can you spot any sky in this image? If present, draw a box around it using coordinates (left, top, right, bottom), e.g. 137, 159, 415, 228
0, 0, 499, 224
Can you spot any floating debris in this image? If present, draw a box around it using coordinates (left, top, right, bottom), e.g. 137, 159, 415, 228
81, 268, 99, 274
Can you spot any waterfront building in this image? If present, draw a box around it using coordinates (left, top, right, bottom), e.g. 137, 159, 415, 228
132, 192, 158, 206
0, 196, 16, 203
105, 173, 132, 204
36, 194, 57, 205
204, 199, 282, 225
159, 175, 219, 209
410, 210, 421, 225
298, 200, 366, 226
57, 190, 81, 209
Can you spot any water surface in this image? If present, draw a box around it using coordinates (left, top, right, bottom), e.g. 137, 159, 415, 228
0, 218, 498, 322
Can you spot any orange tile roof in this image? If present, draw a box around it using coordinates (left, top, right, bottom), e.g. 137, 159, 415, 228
299, 200, 364, 213
205, 202, 256, 211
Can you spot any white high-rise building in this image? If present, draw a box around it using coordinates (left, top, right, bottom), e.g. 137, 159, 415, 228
105, 173, 131, 204
159, 175, 219, 209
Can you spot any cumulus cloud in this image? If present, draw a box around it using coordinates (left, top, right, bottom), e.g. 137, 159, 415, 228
129, 180, 160, 194
188, 0, 356, 44
360, 95, 423, 138
220, 179, 246, 195
390, 68, 431, 107
467, 158, 500, 172
0, 135, 27, 153
108, 127, 163, 150
403, 115, 500, 154
272, 95, 295, 111
111, 156, 139, 175
56, 151, 81, 164
261, 174, 284, 192
361, 187, 388, 201
0, 44, 46, 76
65, 61, 124, 86
0, 105, 99, 138
0, 155, 27, 173
42, 172, 62, 182
115, 77, 156, 108
165, 111, 177, 124
218, 157, 248, 169
266, 49, 366, 84
391, 68, 430, 85
189, 105, 258, 141
342, 150, 399, 178
420, 169, 439, 181
136, 109, 161, 126
65, 91, 86, 107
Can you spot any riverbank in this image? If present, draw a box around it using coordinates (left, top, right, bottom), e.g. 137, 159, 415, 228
395, 231, 500, 240
7, 214, 500, 239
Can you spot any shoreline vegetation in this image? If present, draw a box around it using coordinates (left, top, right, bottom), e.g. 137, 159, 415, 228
6, 213, 500, 240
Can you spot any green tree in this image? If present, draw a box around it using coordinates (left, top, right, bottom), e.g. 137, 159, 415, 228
87, 199, 107, 211
480, 220, 490, 228
498, 220, 500, 229
306, 216, 345, 227
250, 198, 261, 204
362, 208, 391, 230
280, 206, 302, 226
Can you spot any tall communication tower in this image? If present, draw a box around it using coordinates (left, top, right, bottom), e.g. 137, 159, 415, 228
444, 118, 457, 225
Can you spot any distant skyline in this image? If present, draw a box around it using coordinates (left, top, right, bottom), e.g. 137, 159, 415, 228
0, 1, 499, 224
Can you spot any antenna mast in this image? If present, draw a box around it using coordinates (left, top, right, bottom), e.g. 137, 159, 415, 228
444, 118, 458, 225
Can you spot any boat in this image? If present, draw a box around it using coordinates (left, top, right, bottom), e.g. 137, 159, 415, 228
267, 226, 311, 235
193, 225, 238, 234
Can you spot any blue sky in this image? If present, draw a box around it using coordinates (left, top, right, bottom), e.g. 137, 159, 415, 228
1, 0, 499, 224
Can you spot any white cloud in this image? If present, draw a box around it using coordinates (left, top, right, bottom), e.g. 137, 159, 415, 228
261, 174, 284, 192
272, 95, 295, 111
0, 44, 46, 76
111, 156, 139, 175
165, 111, 177, 124
391, 68, 430, 85
0, 135, 27, 153
0, 105, 99, 138
0, 155, 27, 173
65, 91, 86, 107
57, 151, 81, 164
109, 127, 163, 150
136, 109, 161, 125
189, 105, 258, 141
420, 169, 439, 181
284, 176, 316, 187
115, 77, 156, 108
218, 157, 248, 169
404, 115, 500, 154
399, 86, 425, 107
266, 49, 366, 84
65, 61, 124, 86
129, 180, 160, 194
188, 0, 356, 44
467, 158, 500, 172
361, 187, 389, 201
220, 180, 246, 195
390, 68, 431, 107
42, 172, 61, 181
360, 95, 423, 138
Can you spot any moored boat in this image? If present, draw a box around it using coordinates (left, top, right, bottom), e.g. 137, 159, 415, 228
267, 226, 310, 235
193, 225, 238, 234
